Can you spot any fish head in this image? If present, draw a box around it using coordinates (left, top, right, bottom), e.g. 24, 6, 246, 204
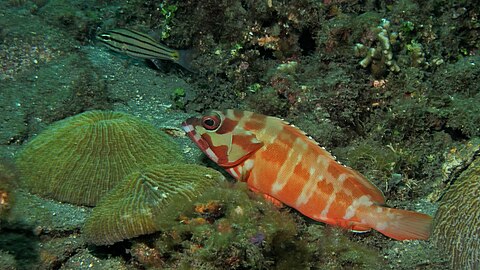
182, 110, 264, 168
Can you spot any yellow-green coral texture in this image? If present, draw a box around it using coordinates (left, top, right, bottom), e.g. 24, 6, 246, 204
16, 110, 184, 206
433, 157, 480, 269
83, 164, 225, 245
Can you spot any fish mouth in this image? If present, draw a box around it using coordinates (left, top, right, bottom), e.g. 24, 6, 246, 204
181, 121, 197, 141
182, 119, 203, 145
182, 119, 221, 164
182, 119, 212, 155
181, 121, 194, 134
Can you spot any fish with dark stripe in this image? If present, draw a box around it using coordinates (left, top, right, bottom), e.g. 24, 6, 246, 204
97, 28, 193, 71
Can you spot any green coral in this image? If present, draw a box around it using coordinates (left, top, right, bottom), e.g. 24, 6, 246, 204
433, 142, 480, 269
83, 164, 225, 245
16, 110, 184, 206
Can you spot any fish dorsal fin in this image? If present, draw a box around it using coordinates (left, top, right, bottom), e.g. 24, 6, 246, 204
349, 169, 386, 204
276, 114, 386, 204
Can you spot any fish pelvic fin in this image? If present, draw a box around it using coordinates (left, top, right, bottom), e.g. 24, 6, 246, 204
368, 206, 432, 240
248, 186, 285, 208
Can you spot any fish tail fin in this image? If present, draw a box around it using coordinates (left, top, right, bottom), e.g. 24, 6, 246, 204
175, 49, 196, 72
370, 206, 432, 240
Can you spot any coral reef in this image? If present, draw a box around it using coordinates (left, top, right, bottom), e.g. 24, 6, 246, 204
123, 182, 384, 269
16, 110, 184, 206
1, 0, 479, 268
433, 140, 480, 269
354, 18, 400, 78
0, 4, 71, 81
83, 164, 225, 245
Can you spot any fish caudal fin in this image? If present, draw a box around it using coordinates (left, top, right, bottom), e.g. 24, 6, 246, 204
175, 49, 196, 72
369, 206, 432, 240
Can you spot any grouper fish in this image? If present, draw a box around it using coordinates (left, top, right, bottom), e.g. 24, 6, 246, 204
182, 109, 433, 240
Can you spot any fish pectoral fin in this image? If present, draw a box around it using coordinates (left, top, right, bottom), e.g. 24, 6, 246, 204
218, 132, 264, 167
338, 220, 371, 233
349, 224, 372, 233
150, 58, 163, 69
262, 194, 284, 208
248, 186, 284, 208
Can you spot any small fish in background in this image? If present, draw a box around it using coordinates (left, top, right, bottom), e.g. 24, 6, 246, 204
97, 28, 194, 71
182, 110, 433, 241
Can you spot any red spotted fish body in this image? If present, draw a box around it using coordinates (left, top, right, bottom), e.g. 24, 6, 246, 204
182, 110, 432, 240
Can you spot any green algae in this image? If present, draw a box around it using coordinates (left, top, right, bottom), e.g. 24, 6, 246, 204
0, 250, 16, 270
333, 139, 399, 191
429, 56, 480, 138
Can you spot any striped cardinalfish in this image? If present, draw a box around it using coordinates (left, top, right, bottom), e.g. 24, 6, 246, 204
182, 110, 432, 240
97, 28, 193, 71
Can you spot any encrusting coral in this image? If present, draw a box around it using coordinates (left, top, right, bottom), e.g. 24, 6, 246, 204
433, 147, 480, 269
83, 164, 225, 245
16, 110, 184, 206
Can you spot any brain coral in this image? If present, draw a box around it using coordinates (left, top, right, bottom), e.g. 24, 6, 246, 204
82, 164, 225, 245
16, 110, 184, 206
433, 156, 480, 269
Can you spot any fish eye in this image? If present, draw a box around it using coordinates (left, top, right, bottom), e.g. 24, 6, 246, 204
201, 115, 220, 130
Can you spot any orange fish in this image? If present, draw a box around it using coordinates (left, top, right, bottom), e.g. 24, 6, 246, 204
182, 110, 432, 240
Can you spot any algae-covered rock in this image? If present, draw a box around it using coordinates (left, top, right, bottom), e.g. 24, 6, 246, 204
82, 164, 225, 245
0, 250, 16, 270
433, 144, 480, 269
148, 182, 309, 269
126, 182, 384, 270
0, 159, 17, 219
16, 110, 184, 206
